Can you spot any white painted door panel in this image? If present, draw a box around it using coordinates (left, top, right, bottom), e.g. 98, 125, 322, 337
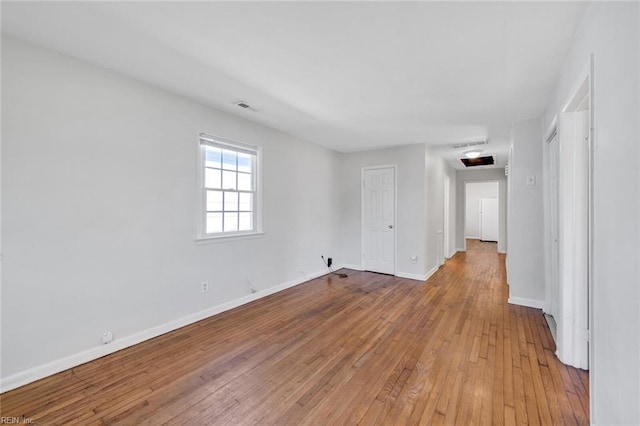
549, 133, 560, 319
480, 198, 499, 242
363, 168, 395, 274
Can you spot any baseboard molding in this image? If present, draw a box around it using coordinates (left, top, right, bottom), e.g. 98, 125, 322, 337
425, 265, 439, 281
395, 271, 428, 281
508, 297, 545, 310
0, 267, 333, 393
446, 249, 458, 258
341, 263, 364, 271
396, 264, 439, 282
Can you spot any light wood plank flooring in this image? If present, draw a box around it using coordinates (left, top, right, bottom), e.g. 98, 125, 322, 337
0, 240, 589, 424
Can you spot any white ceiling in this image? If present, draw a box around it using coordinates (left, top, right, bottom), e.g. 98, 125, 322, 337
1, 1, 587, 170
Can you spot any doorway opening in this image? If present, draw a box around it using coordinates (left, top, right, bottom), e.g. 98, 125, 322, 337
546, 56, 593, 372
464, 181, 500, 252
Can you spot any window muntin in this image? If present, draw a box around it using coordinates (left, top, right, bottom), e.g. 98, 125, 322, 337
200, 134, 258, 237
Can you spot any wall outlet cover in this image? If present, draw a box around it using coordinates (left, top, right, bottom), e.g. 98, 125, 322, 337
101, 331, 114, 344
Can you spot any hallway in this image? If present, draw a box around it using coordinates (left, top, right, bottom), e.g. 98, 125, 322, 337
1, 240, 589, 424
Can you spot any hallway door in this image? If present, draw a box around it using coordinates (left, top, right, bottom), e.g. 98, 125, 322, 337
480, 198, 499, 242
548, 132, 560, 319
362, 166, 395, 274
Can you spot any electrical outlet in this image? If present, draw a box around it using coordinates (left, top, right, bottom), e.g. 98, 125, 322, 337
410, 255, 418, 264
201, 281, 209, 293
101, 331, 114, 344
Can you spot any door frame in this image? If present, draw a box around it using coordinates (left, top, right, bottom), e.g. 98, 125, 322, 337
463, 180, 502, 251
543, 116, 560, 320
553, 55, 593, 373
443, 176, 450, 261
361, 165, 397, 275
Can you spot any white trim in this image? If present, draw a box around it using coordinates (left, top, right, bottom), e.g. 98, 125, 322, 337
197, 135, 263, 240
545, 115, 558, 143
195, 231, 265, 243
508, 297, 545, 310
396, 264, 439, 282
0, 266, 332, 393
342, 263, 364, 271
360, 165, 397, 276
425, 265, 439, 281
447, 249, 458, 258
395, 271, 428, 281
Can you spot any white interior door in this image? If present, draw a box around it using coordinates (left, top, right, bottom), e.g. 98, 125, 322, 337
443, 177, 450, 261
362, 167, 395, 274
480, 198, 499, 242
548, 132, 560, 319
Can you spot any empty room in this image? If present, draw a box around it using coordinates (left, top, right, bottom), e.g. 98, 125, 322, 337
1, 1, 638, 425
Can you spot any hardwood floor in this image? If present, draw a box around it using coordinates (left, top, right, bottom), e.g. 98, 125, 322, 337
1, 240, 589, 425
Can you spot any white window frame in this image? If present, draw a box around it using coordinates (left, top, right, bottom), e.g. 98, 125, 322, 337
197, 133, 263, 241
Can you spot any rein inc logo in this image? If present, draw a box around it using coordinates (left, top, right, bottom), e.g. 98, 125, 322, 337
0, 417, 35, 424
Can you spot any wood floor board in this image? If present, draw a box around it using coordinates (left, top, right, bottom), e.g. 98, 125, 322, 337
0, 240, 589, 425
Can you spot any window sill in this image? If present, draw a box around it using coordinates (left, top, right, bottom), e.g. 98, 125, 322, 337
195, 232, 265, 244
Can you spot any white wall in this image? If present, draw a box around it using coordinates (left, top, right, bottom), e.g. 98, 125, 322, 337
506, 117, 544, 307
543, 2, 640, 423
340, 144, 455, 281
341, 144, 427, 279
465, 182, 499, 239
446, 166, 457, 258
1, 37, 343, 389
455, 168, 507, 253
424, 148, 457, 272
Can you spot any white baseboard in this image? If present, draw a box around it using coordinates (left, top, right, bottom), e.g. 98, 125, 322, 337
341, 263, 364, 271
395, 271, 428, 281
425, 265, 439, 281
0, 267, 332, 393
508, 297, 545, 310
446, 249, 458, 258
396, 264, 439, 282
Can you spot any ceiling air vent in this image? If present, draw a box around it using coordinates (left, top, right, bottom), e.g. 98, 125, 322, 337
451, 140, 488, 150
461, 156, 494, 167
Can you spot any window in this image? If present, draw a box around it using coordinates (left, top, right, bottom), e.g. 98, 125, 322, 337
199, 133, 260, 238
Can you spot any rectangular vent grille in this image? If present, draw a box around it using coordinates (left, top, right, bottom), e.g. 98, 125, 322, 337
451, 140, 488, 149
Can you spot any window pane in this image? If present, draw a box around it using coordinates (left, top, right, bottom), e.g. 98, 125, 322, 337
204, 146, 222, 168
222, 170, 237, 190
222, 150, 237, 171
206, 190, 223, 211
239, 212, 253, 231
206, 212, 223, 234
237, 172, 252, 191
224, 212, 238, 232
237, 153, 252, 173
224, 191, 238, 212
205, 168, 221, 189
239, 192, 252, 212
